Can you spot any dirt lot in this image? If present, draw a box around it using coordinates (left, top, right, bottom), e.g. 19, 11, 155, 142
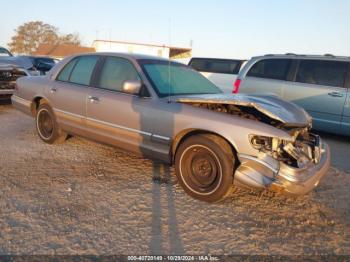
0, 103, 349, 255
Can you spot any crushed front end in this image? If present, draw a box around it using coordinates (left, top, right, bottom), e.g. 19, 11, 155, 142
235, 127, 331, 195
175, 93, 331, 195
0, 65, 29, 97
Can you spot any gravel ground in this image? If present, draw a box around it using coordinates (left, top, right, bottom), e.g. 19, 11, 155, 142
0, 104, 349, 255
317, 132, 350, 172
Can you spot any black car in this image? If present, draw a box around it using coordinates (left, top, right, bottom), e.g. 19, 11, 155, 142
19, 56, 57, 74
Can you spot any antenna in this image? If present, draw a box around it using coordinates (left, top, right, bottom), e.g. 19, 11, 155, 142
109, 29, 112, 49
167, 18, 172, 103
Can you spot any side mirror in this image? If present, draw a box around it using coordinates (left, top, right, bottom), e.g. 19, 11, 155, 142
122, 80, 142, 95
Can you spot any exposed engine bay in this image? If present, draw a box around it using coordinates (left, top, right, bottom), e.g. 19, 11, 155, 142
190, 102, 284, 128
180, 101, 320, 169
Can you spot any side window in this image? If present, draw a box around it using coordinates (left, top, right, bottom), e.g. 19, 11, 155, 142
247, 59, 291, 80
296, 60, 348, 88
189, 59, 241, 74
56, 58, 78, 82
69, 56, 99, 85
98, 57, 141, 92
189, 59, 206, 71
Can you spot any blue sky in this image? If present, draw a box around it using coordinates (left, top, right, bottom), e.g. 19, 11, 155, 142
1, 0, 349, 59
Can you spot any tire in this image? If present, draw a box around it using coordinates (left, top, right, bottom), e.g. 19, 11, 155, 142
175, 134, 237, 203
36, 102, 67, 144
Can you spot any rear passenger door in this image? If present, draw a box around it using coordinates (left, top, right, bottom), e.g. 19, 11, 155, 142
48, 55, 99, 134
284, 60, 348, 131
240, 58, 292, 97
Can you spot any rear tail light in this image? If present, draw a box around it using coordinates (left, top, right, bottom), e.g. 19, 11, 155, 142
232, 79, 241, 94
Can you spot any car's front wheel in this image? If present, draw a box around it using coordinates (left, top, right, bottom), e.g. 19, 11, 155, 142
175, 134, 237, 202
36, 102, 67, 144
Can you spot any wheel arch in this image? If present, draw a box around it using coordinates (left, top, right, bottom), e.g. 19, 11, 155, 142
31, 96, 50, 116
171, 128, 238, 164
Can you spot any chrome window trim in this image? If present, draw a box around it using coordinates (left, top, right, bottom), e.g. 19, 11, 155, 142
88, 86, 152, 99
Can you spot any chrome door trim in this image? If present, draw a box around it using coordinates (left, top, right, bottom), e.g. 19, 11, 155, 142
86, 116, 152, 137
151, 134, 171, 145
54, 108, 83, 119
54, 108, 171, 141
152, 134, 171, 141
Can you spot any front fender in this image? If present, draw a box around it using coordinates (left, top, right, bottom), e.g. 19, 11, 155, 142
172, 119, 292, 158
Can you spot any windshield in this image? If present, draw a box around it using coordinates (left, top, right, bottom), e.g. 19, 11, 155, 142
139, 60, 222, 97
0, 47, 12, 57
34, 57, 55, 65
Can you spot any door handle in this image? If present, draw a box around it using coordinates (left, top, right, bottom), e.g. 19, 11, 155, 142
328, 91, 343, 97
50, 88, 57, 94
88, 96, 100, 103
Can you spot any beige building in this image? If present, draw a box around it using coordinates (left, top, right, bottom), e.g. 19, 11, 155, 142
92, 39, 192, 59
34, 44, 95, 59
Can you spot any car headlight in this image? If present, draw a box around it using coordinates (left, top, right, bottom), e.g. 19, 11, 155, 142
249, 135, 281, 152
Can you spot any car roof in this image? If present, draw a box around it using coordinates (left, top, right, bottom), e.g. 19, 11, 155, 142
251, 54, 350, 62
72, 52, 170, 61
19, 55, 55, 60
190, 57, 246, 62
0, 46, 13, 56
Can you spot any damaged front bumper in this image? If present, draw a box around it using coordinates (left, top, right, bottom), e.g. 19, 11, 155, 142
0, 66, 29, 96
234, 141, 331, 196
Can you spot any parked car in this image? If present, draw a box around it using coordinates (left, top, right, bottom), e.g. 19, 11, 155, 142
236, 54, 350, 135
188, 57, 246, 93
0, 47, 52, 98
0, 46, 13, 57
12, 53, 330, 202
0, 47, 31, 99
19, 56, 57, 75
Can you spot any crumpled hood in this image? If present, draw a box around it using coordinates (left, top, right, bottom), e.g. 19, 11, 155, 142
0, 56, 33, 70
175, 93, 312, 127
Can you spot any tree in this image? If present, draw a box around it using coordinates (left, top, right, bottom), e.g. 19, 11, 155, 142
58, 33, 81, 46
8, 21, 81, 55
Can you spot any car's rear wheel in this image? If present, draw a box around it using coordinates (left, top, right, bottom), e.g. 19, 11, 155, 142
175, 134, 237, 202
36, 102, 67, 144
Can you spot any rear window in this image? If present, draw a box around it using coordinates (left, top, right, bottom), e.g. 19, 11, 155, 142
69, 56, 99, 86
296, 60, 348, 88
57, 58, 78, 82
189, 58, 242, 74
247, 59, 291, 81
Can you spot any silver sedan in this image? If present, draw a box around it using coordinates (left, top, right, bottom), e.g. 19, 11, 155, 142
11, 53, 330, 202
